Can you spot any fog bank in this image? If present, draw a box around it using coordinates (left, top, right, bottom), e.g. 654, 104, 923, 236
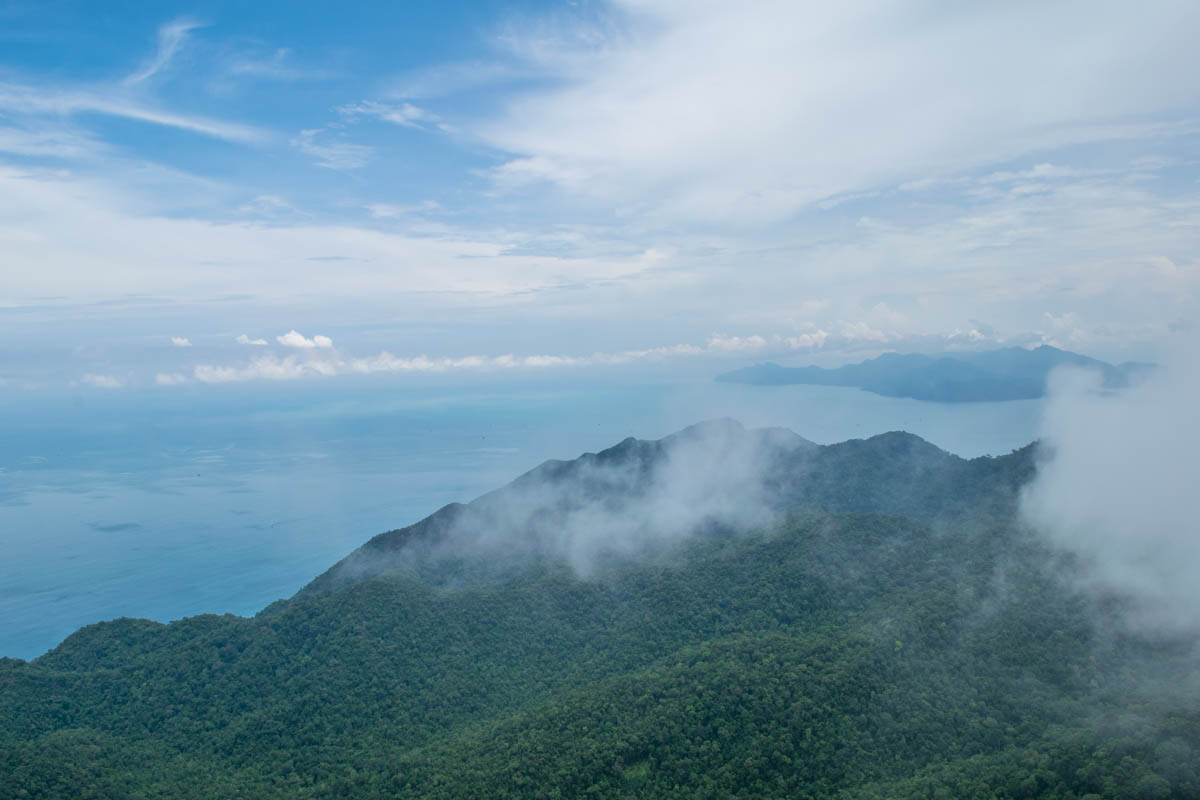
1022, 342, 1199, 634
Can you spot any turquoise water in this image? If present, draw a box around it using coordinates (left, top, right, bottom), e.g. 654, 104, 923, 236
0, 374, 1044, 659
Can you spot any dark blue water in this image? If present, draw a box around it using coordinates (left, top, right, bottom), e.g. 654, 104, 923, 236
0, 373, 1043, 659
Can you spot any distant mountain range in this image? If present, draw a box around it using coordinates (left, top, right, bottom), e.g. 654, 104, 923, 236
716, 345, 1156, 402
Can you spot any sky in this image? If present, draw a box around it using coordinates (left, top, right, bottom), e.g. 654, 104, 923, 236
1, 0, 1199, 392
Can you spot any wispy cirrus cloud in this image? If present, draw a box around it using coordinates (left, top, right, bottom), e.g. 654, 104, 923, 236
81, 373, 122, 389
388, 60, 538, 100
338, 100, 435, 129
0, 17, 266, 147
290, 100, 438, 170
124, 18, 203, 84
291, 128, 373, 169
235, 194, 310, 219
0, 82, 267, 144
0, 125, 103, 159
225, 47, 334, 82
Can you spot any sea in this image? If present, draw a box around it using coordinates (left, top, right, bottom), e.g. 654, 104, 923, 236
0, 371, 1045, 660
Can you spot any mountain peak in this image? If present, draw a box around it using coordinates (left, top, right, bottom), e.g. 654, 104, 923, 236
302, 421, 1022, 594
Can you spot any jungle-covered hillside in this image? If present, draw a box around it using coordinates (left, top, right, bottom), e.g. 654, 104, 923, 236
2, 422, 1196, 799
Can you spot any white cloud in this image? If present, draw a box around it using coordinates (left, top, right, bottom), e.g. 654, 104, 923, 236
190, 328, 927, 385
706, 334, 768, 353
339, 100, 434, 128
980, 163, 1100, 185
236, 195, 308, 218
367, 200, 442, 219
0, 165, 651, 305
291, 129, 373, 170
707, 331, 840, 355
388, 60, 536, 99
2, 2, 1198, 374
81, 373, 122, 389
155, 372, 188, 386
125, 19, 203, 84
0, 82, 264, 144
1037, 311, 1087, 348
0, 19, 265, 147
191, 350, 588, 383
236, 334, 269, 346
783, 330, 830, 350
477, 0, 1200, 223
226, 48, 331, 81
2, 157, 1196, 365
170, 336, 191, 347
0, 125, 101, 159
276, 330, 333, 349
837, 321, 891, 345
194, 355, 336, 383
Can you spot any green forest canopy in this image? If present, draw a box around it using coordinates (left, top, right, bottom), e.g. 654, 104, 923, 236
2, 424, 1196, 799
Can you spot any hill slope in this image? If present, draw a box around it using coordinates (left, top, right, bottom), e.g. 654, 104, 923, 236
1, 422, 1197, 799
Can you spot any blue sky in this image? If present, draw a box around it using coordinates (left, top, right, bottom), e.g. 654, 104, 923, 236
1, 0, 1199, 392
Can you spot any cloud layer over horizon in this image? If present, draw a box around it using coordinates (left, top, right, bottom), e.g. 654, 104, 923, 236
0, 1, 1196, 389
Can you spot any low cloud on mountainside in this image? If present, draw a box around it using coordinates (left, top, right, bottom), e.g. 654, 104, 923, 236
335, 420, 808, 581
1022, 338, 1200, 634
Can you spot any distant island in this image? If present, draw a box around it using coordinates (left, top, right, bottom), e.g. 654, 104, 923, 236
715, 345, 1155, 402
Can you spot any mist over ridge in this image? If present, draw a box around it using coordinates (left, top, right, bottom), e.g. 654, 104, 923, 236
309, 417, 1032, 593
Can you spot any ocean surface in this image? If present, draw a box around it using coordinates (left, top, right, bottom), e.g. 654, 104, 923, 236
0, 373, 1045, 660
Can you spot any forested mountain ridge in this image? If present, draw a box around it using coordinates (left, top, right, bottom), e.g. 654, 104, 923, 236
2, 422, 1197, 799
304, 419, 1032, 594
716, 345, 1156, 402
